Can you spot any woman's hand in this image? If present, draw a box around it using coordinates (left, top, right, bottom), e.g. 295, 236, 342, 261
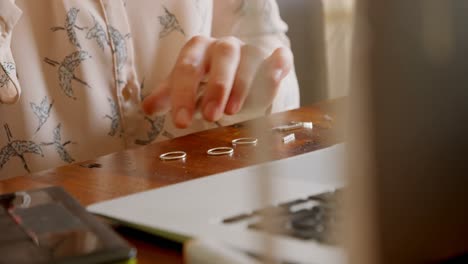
142, 35, 293, 128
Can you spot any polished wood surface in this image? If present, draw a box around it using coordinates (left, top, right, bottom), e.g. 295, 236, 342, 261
0, 98, 345, 264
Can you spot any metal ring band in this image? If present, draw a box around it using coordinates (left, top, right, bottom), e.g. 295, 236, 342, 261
231, 137, 258, 146
15, 192, 31, 208
159, 151, 187, 161
207, 147, 234, 156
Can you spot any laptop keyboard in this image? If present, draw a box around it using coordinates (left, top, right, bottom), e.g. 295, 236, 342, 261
222, 189, 342, 245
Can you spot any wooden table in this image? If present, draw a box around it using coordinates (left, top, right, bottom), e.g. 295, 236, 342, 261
0, 98, 345, 264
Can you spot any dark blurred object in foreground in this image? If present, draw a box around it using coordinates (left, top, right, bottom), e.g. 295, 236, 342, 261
347, 1, 468, 263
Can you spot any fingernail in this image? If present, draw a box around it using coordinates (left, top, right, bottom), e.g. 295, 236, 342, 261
204, 100, 221, 121
142, 98, 170, 115
153, 100, 171, 115
175, 107, 191, 127
227, 101, 240, 114
273, 69, 283, 82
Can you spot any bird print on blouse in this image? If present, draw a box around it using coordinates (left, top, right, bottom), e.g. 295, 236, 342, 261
0, 124, 43, 173
161, 130, 175, 139
0, 69, 9, 89
50, 8, 87, 49
86, 14, 110, 50
104, 97, 122, 137
108, 26, 130, 78
0, 62, 16, 89
135, 78, 174, 144
158, 6, 185, 38
86, 16, 129, 79
44, 50, 92, 100
134, 115, 166, 145
41, 123, 75, 164
30, 96, 54, 134
0, 62, 15, 75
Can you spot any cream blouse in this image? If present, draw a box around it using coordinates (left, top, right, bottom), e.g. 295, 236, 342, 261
0, 0, 299, 179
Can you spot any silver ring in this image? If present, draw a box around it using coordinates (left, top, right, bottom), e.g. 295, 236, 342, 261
232, 137, 258, 146
15, 192, 31, 208
159, 151, 187, 161
207, 147, 234, 156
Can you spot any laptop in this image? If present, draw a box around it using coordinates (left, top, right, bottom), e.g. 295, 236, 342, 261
88, 143, 346, 264
89, 1, 468, 263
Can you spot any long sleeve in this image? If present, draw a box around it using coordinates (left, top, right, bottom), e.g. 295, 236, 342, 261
0, 1, 297, 178
0, 0, 22, 104
212, 0, 300, 118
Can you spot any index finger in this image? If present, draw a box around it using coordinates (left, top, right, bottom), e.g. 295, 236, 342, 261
170, 36, 214, 128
